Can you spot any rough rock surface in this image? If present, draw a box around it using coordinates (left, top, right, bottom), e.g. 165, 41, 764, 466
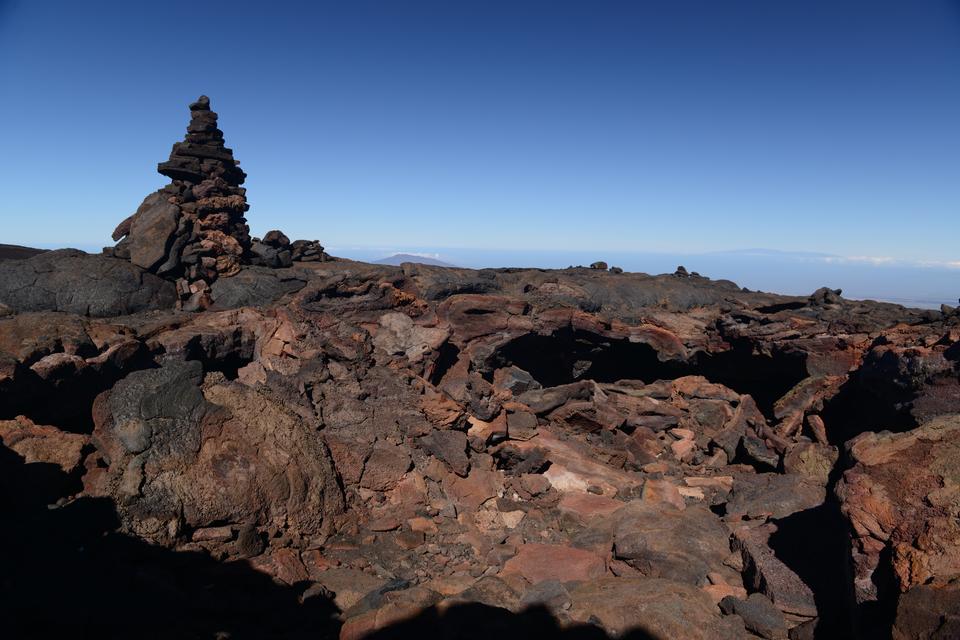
4, 100, 960, 639
0, 249, 177, 316
0, 244, 47, 260
84, 359, 344, 549
566, 577, 747, 639
836, 415, 960, 603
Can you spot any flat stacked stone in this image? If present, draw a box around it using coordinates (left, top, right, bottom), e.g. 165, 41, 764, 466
109, 96, 252, 310
248, 230, 331, 268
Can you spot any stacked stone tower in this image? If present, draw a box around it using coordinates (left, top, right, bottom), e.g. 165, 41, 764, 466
109, 96, 252, 309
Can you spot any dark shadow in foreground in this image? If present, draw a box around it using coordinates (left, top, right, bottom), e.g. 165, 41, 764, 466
0, 442, 661, 640
0, 442, 340, 640
359, 603, 657, 640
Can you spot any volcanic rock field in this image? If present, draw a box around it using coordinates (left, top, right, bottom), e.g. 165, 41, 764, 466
1, 98, 958, 640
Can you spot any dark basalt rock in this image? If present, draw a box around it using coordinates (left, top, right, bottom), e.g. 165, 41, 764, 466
127, 200, 180, 271
720, 593, 789, 639
208, 266, 309, 309
248, 233, 331, 268
84, 358, 344, 548
0, 244, 47, 261
0, 249, 176, 317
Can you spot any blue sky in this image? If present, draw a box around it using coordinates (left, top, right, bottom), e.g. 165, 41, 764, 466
1, 1, 959, 264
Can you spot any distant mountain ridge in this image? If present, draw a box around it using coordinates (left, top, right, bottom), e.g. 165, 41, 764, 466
374, 253, 457, 267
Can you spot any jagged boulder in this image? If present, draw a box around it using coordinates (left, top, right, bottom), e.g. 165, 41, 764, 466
84, 359, 344, 554
0, 249, 177, 317
836, 414, 960, 603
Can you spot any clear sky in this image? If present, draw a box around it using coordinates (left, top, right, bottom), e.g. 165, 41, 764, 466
1, 1, 958, 263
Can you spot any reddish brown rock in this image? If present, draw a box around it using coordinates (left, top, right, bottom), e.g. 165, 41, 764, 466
837, 414, 960, 603
8, 184, 960, 638
612, 501, 736, 586
360, 442, 413, 491
0, 416, 86, 472
501, 543, 606, 584
726, 473, 826, 520
566, 577, 747, 639
419, 429, 470, 477
84, 359, 344, 551
892, 579, 960, 640
557, 492, 624, 524
249, 547, 309, 585
444, 466, 501, 511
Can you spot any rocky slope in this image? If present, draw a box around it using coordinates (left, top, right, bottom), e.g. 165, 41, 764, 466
2, 98, 958, 640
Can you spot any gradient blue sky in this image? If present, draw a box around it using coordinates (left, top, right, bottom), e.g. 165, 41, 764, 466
1, 1, 959, 262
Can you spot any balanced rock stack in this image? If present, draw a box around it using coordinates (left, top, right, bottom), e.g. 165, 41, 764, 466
109, 96, 252, 309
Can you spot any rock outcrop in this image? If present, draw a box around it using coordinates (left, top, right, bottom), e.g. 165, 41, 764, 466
0, 249, 177, 317
837, 415, 960, 603
249, 230, 331, 267
84, 359, 344, 551
0, 244, 46, 261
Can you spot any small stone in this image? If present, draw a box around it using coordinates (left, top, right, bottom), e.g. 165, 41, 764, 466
500, 510, 525, 529
806, 414, 828, 445
520, 579, 572, 610
641, 478, 685, 510
360, 442, 412, 491
519, 473, 551, 496
395, 529, 425, 549
719, 593, 789, 640
407, 517, 439, 535
419, 430, 470, 477
506, 410, 538, 440
671, 438, 696, 462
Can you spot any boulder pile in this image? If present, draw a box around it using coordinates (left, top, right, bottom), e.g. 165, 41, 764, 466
249, 230, 330, 268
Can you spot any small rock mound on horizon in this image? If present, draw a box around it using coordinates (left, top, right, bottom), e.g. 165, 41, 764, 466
107, 95, 330, 311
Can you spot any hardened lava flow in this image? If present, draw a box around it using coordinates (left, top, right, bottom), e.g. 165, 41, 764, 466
2, 97, 959, 640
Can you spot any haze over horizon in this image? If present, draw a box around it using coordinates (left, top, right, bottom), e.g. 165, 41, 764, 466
2, 1, 959, 267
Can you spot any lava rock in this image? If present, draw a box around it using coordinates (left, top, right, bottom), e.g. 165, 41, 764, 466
720, 593, 789, 639
262, 230, 290, 248
419, 430, 470, 477
84, 359, 344, 550
0, 249, 177, 317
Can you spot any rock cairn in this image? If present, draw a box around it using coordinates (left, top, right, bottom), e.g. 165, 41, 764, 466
109, 96, 333, 311
249, 230, 330, 268
108, 96, 250, 309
